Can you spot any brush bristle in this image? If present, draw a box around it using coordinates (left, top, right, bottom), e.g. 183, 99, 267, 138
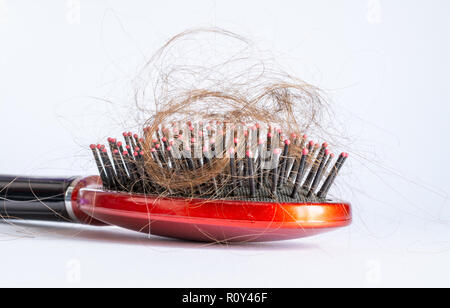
90, 122, 347, 202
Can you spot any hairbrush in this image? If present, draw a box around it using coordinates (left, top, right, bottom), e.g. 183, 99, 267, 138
0, 122, 351, 243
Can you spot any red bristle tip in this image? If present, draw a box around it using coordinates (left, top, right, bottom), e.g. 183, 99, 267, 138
191, 138, 196, 143
246, 150, 253, 158
113, 149, 118, 154
285, 139, 291, 145
134, 152, 139, 156
330, 153, 335, 158
128, 132, 132, 137
234, 138, 239, 144
102, 148, 107, 153
90, 144, 96, 149
322, 142, 328, 148
291, 133, 297, 138
325, 149, 330, 155
169, 140, 174, 146
258, 138, 264, 145
162, 137, 167, 142
152, 139, 158, 143
314, 143, 320, 148
140, 151, 144, 155
117, 141, 122, 146
209, 138, 215, 144
302, 148, 309, 155
267, 133, 272, 138
303, 134, 307, 139
309, 141, 314, 146
189, 126, 194, 131
123, 132, 127, 137
123, 151, 128, 155
134, 134, 138, 139
107, 137, 112, 142
111, 138, 117, 143
155, 144, 160, 149
273, 148, 282, 155
96, 144, 102, 149
139, 138, 144, 143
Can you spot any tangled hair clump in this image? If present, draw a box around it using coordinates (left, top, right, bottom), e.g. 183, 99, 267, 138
135, 28, 329, 132
128, 28, 336, 197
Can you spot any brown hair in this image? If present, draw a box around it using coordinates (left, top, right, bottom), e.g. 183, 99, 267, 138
130, 28, 335, 198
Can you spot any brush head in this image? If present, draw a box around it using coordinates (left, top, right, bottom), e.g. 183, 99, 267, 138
86, 122, 351, 242
75, 176, 351, 242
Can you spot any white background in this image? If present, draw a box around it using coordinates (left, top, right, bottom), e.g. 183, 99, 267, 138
0, 0, 449, 287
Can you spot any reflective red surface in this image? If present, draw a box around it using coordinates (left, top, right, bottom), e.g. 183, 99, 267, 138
73, 176, 351, 242
70, 176, 107, 226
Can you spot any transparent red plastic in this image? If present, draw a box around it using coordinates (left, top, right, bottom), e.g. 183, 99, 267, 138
72, 176, 351, 242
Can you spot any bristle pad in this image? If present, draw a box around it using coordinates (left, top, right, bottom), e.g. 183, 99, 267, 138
90, 122, 347, 202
